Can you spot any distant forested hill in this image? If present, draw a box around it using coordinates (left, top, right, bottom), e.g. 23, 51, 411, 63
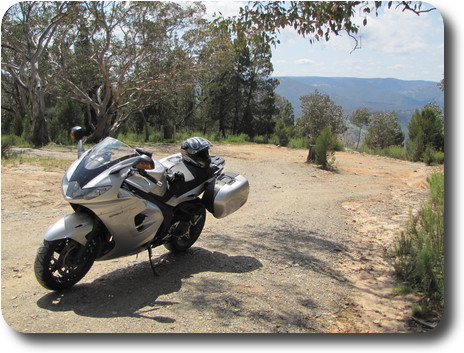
274, 76, 444, 128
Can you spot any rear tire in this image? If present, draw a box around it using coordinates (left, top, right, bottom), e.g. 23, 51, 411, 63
164, 207, 206, 253
34, 238, 98, 290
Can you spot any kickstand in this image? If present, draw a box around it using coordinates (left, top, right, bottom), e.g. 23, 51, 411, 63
147, 247, 159, 277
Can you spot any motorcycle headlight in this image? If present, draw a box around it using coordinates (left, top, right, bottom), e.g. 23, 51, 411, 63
62, 176, 70, 198
80, 185, 112, 200
62, 178, 111, 200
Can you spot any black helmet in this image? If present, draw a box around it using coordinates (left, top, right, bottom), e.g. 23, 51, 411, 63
180, 137, 213, 168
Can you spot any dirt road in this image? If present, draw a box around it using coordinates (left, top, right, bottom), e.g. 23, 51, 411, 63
1, 143, 437, 333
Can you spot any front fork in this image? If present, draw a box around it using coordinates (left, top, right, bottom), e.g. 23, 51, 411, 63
76, 218, 104, 260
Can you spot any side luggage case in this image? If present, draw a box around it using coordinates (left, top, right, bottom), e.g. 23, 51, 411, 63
203, 172, 249, 219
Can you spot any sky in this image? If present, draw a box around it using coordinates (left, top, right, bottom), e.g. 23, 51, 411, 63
0, 0, 445, 82
203, 1, 444, 82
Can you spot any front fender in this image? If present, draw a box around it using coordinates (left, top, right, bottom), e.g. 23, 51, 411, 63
44, 213, 94, 245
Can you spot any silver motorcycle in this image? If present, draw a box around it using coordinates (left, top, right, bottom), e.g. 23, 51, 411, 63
34, 127, 249, 290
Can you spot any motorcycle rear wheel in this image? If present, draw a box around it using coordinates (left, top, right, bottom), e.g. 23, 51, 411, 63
34, 238, 98, 290
164, 207, 206, 253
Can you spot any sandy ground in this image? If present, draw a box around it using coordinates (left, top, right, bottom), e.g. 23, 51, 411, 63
1, 143, 440, 333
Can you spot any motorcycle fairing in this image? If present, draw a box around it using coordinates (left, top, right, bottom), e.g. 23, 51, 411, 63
43, 212, 94, 245
88, 197, 164, 261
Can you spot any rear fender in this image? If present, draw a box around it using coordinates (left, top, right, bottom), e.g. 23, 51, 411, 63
43, 213, 94, 245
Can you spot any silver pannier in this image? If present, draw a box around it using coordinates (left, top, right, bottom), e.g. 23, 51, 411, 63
203, 172, 249, 219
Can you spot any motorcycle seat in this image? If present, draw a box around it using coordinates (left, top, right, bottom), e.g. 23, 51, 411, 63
168, 160, 212, 196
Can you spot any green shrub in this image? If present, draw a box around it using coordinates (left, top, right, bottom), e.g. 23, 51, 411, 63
315, 126, 336, 169
148, 129, 164, 144
386, 145, 406, 160
288, 137, 310, 149
421, 147, 445, 166
268, 135, 280, 145
1, 134, 34, 160
1, 134, 33, 148
13, 114, 25, 136
405, 137, 423, 162
392, 172, 444, 311
422, 147, 435, 165
333, 139, 345, 152
358, 144, 372, 154
358, 144, 406, 160
1, 141, 12, 159
223, 133, 249, 144
408, 106, 444, 161
273, 118, 290, 146
433, 151, 445, 165
252, 135, 268, 144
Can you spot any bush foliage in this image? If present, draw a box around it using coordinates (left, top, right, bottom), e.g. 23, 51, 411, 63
314, 126, 337, 169
407, 106, 444, 162
392, 172, 445, 312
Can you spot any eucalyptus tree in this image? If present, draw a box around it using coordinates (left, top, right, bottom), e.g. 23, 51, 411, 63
192, 25, 241, 137
350, 107, 372, 149
297, 90, 346, 142
365, 111, 404, 149
1, 1, 76, 146
222, 1, 436, 50
275, 95, 295, 127
193, 25, 277, 138
53, 1, 205, 142
234, 32, 277, 138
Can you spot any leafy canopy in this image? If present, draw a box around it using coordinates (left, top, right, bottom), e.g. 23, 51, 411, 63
219, 1, 435, 50
297, 90, 346, 142
365, 112, 404, 149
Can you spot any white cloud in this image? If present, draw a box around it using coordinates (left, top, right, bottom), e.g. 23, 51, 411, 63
359, 6, 440, 55
198, 1, 443, 81
295, 58, 315, 65
202, 1, 244, 20
278, 26, 306, 45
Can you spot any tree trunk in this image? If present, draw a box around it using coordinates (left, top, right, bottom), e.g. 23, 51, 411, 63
86, 111, 113, 143
356, 126, 362, 150
163, 125, 173, 140
306, 144, 316, 163
141, 111, 150, 142
30, 64, 49, 146
31, 110, 49, 146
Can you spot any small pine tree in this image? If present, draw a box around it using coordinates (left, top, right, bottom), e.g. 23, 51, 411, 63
407, 106, 444, 162
315, 126, 336, 169
274, 118, 290, 146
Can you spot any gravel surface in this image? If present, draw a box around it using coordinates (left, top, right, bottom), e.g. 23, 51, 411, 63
1, 143, 438, 333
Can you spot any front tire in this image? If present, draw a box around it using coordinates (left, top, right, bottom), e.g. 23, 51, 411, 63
164, 207, 206, 253
34, 238, 98, 290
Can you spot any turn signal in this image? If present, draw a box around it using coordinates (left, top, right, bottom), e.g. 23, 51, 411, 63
134, 160, 154, 170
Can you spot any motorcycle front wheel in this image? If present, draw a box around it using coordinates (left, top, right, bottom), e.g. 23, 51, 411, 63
34, 238, 98, 290
164, 207, 206, 253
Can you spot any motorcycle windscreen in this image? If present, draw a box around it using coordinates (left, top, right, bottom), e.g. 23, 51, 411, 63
69, 137, 137, 188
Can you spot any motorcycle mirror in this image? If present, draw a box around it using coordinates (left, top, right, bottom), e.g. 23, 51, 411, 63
70, 126, 85, 158
135, 147, 153, 158
70, 126, 84, 141
134, 154, 155, 170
